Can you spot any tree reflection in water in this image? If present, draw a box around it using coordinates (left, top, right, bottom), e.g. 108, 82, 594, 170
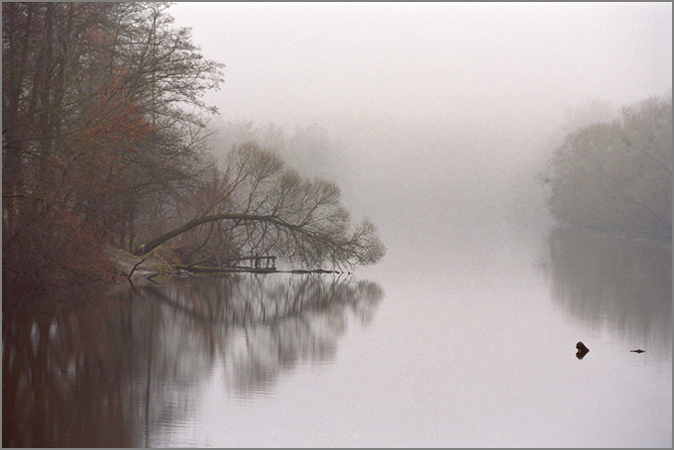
2, 274, 383, 447
548, 228, 671, 353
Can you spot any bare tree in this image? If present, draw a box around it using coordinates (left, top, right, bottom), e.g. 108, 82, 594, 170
137, 142, 386, 270
543, 93, 672, 236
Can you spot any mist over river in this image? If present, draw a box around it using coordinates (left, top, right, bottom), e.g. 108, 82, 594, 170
3, 3, 671, 448
3, 216, 671, 447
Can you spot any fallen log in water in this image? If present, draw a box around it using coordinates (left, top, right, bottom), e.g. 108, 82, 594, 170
177, 265, 278, 274
175, 265, 344, 275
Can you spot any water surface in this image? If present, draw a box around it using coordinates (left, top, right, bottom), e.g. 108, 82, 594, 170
3, 225, 671, 447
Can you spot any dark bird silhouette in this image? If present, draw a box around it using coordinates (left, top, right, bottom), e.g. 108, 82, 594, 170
630, 349, 645, 353
576, 341, 590, 359
576, 341, 589, 352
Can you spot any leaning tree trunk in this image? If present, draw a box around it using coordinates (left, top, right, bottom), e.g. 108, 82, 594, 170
134, 213, 300, 256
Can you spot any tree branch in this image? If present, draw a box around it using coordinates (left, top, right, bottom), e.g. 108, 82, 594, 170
135, 213, 302, 255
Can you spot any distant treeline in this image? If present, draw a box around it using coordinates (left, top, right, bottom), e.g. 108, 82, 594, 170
2, 3, 384, 296
542, 93, 672, 238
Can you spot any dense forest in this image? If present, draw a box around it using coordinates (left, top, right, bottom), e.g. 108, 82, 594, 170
542, 93, 672, 238
2, 3, 385, 297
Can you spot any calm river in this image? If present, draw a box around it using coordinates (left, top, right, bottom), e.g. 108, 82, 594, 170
3, 224, 671, 447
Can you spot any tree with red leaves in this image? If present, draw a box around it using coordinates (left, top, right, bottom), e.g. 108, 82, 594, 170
3, 3, 385, 300
2, 3, 224, 295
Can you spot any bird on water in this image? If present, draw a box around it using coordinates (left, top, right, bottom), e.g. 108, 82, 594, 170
575, 341, 590, 359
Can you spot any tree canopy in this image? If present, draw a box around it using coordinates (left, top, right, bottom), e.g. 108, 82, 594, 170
542, 93, 672, 237
138, 142, 386, 271
2, 3, 385, 295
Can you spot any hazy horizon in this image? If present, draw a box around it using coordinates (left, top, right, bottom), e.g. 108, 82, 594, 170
3, 4, 671, 446
170, 3, 671, 127
169, 2, 672, 231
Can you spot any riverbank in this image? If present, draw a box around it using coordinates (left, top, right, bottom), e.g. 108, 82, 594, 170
103, 246, 177, 281
103, 246, 345, 283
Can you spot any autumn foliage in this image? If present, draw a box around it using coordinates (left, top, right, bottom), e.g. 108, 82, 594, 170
2, 3, 224, 297
3, 3, 385, 303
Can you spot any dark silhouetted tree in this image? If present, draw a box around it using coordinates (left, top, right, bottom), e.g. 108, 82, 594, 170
2, 2, 224, 292
137, 142, 386, 271
543, 93, 671, 236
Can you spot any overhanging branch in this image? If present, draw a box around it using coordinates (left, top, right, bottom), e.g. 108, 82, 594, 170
135, 213, 302, 255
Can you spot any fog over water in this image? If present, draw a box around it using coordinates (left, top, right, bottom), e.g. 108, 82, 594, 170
169, 2, 672, 235
164, 3, 672, 446
2, 4, 671, 448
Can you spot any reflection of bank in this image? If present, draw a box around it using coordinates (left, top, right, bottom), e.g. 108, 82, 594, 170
140, 274, 384, 396
2, 274, 384, 447
2, 290, 137, 448
548, 228, 672, 351
142, 273, 383, 326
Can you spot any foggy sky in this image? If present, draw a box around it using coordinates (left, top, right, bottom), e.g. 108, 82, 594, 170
168, 2, 672, 229
170, 2, 671, 130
